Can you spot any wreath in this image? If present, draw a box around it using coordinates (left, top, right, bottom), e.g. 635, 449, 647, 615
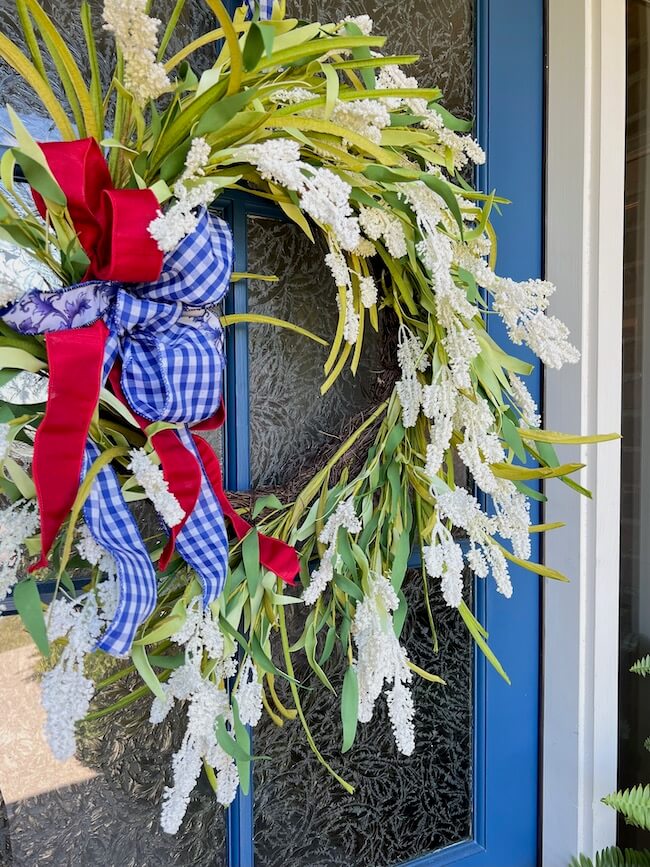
0, 0, 613, 834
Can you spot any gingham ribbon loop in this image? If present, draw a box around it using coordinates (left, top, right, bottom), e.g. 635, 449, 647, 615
0, 211, 236, 656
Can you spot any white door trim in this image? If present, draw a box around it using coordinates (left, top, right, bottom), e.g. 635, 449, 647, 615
543, 0, 626, 862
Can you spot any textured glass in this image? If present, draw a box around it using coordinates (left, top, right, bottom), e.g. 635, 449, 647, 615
253, 571, 473, 866
287, 0, 475, 117
0, 616, 227, 866
618, 0, 650, 850
0, 0, 215, 141
247, 215, 381, 488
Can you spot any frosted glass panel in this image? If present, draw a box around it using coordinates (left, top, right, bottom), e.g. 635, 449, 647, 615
287, 0, 475, 117
253, 572, 473, 866
247, 216, 380, 488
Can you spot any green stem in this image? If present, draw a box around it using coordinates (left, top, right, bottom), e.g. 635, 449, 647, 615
278, 605, 354, 794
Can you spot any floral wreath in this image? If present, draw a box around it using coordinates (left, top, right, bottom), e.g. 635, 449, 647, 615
0, 0, 614, 834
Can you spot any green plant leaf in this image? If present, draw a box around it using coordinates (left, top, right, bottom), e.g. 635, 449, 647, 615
13, 577, 49, 657
243, 529, 261, 595
252, 493, 284, 518
11, 150, 66, 206
459, 601, 510, 684
131, 644, 167, 701
631, 656, 650, 677
603, 785, 650, 830
341, 664, 359, 752
243, 21, 265, 71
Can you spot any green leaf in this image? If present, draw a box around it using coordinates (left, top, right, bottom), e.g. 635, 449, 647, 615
319, 625, 337, 666
420, 173, 465, 238
458, 601, 510, 684
13, 577, 49, 657
428, 102, 473, 132
501, 415, 527, 462
148, 652, 185, 670
252, 493, 283, 518
519, 429, 620, 445
243, 529, 261, 595
490, 461, 584, 481
631, 655, 650, 677
134, 598, 187, 645
195, 86, 259, 137
603, 784, 650, 830
333, 572, 363, 602
216, 716, 253, 763
0, 345, 46, 374
390, 530, 411, 592
341, 664, 359, 752
131, 644, 167, 701
259, 20, 276, 59
243, 21, 265, 71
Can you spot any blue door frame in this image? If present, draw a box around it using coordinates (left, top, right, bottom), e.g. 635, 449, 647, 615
221, 1, 545, 865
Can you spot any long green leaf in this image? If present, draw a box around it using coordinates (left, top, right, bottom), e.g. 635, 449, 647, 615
341, 664, 359, 752
13, 577, 49, 657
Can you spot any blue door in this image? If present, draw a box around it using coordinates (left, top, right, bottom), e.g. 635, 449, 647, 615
222, 2, 545, 865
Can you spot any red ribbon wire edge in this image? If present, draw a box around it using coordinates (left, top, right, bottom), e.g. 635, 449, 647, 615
28, 139, 300, 585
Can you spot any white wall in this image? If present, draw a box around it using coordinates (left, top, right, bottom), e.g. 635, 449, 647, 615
543, 0, 626, 863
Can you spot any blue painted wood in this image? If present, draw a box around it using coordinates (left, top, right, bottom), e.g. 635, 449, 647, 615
458, 0, 544, 864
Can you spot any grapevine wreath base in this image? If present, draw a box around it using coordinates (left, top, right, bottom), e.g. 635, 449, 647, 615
0, 0, 615, 837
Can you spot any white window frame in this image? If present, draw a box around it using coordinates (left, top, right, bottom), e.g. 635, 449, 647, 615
543, 0, 626, 862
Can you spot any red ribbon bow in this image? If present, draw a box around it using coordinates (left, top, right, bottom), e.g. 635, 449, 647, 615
33, 138, 163, 282
30, 139, 300, 586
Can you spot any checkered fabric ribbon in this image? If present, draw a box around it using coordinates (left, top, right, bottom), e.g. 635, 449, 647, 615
2, 210, 234, 656
244, 0, 274, 19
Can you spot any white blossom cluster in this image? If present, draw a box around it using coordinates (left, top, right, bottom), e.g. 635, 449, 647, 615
0, 423, 11, 464
235, 139, 360, 251
235, 656, 263, 727
149, 138, 217, 253
149, 182, 218, 253
330, 98, 391, 145
324, 245, 378, 342
151, 601, 238, 833
340, 14, 374, 36
358, 206, 407, 259
76, 523, 117, 575
128, 448, 185, 527
375, 63, 485, 169
394, 327, 430, 428
353, 573, 415, 755
102, 0, 170, 106
303, 498, 362, 605
0, 500, 39, 602
150, 600, 264, 834
455, 245, 580, 369
40, 580, 119, 761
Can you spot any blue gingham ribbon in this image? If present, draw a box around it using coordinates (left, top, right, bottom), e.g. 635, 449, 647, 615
2, 210, 234, 656
244, 0, 274, 18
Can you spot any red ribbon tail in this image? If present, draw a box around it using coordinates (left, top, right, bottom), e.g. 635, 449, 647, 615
192, 434, 300, 585
31, 320, 108, 570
